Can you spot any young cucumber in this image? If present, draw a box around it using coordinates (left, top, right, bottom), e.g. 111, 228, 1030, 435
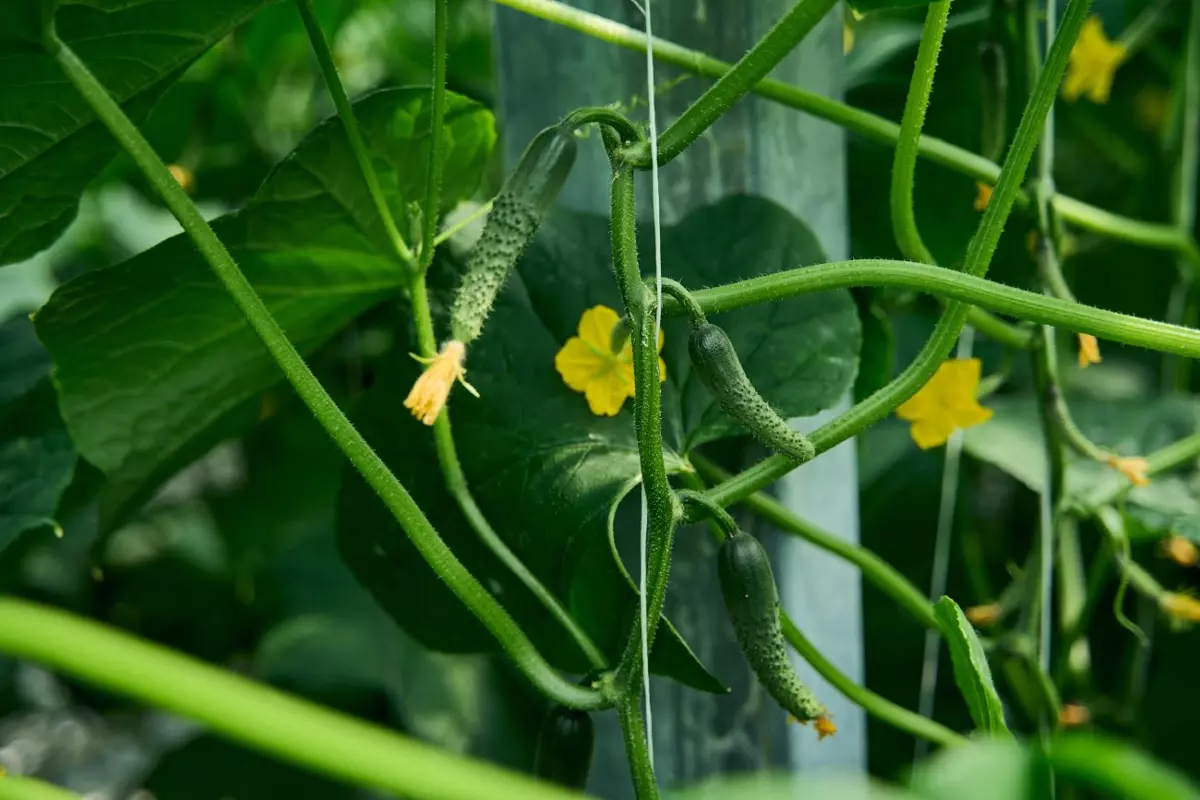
718, 532, 825, 723
449, 123, 577, 344
688, 322, 815, 462
533, 704, 595, 790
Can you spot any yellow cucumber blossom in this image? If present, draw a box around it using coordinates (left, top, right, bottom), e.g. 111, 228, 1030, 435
1077, 334, 1102, 367
814, 715, 837, 740
896, 358, 993, 449
404, 340, 477, 426
1105, 454, 1149, 487
966, 603, 1002, 626
973, 182, 994, 211
554, 305, 665, 417
1161, 536, 1199, 567
1063, 16, 1126, 104
1162, 592, 1200, 623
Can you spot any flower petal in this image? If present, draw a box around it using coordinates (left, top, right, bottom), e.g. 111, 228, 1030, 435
585, 369, 631, 416
909, 415, 957, 450
555, 337, 608, 393
578, 305, 622, 350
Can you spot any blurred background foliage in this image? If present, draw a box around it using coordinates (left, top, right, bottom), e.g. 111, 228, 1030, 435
1, 0, 1199, 795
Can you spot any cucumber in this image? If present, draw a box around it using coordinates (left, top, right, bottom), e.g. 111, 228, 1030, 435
688, 322, 815, 462
718, 531, 825, 724
449, 124, 577, 344
533, 704, 595, 790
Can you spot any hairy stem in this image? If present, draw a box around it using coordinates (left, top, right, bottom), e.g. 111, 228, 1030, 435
780, 613, 966, 748
891, 0, 952, 266
608, 163, 677, 692
419, 0, 449, 272
492, 0, 1200, 266
618, 691, 660, 799
295, 0, 415, 268
0, 600, 582, 800
45, 21, 603, 711
660, 260, 1200, 357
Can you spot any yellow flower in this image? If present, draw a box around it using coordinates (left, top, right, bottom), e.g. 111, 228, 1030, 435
815, 715, 837, 740
1160, 536, 1199, 567
1104, 454, 1149, 487
973, 183, 994, 212
966, 603, 1002, 627
554, 305, 665, 416
1059, 703, 1090, 728
1161, 592, 1200, 623
1077, 334, 1102, 367
896, 358, 993, 449
404, 340, 478, 426
1062, 16, 1126, 104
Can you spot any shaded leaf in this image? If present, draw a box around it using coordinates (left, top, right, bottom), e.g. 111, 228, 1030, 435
0, 0, 273, 265
0, 380, 75, 556
338, 195, 857, 692
668, 773, 919, 799
935, 596, 1008, 735
1045, 734, 1200, 800
910, 738, 1034, 800
36, 88, 494, 493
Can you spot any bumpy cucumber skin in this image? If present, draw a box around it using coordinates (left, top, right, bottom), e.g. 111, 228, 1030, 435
448, 125, 577, 345
718, 533, 824, 722
688, 323, 815, 462
533, 705, 595, 790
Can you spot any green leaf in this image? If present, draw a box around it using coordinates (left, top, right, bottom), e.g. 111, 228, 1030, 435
934, 596, 1008, 735
338, 195, 857, 692
910, 738, 1034, 800
0, 379, 75, 556
849, 0, 939, 15
36, 88, 495, 493
962, 395, 1199, 526
0, 0, 273, 266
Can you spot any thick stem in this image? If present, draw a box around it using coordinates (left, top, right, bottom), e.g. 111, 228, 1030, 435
295, 0, 415, 268
662, 260, 1200, 357
0, 600, 581, 800
891, 0, 952, 266
608, 164, 677, 691
690, 453, 939, 631
623, 0, 839, 167
492, 0, 1200, 266
779, 613, 966, 748
419, 0, 449, 272
44, 22, 603, 712
617, 692, 660, 799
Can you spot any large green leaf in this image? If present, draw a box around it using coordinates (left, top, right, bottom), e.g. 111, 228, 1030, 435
338, 195, 858, 691
935, 596, 1008, 736
668, 774, 918, 799
910, 738, 1034, 800
963, 396, 1200, 532
36, 88, 494, 492
0, 380, 75, 556
0, 0, 275, 266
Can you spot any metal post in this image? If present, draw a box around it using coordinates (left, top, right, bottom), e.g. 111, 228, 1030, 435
494, 2, 862, 792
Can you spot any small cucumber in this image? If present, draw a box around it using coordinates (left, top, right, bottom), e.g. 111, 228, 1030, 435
688, 322, 815, 462
718, 532, 825, 723
450, 124, 577, 344
533, 704, 595, 790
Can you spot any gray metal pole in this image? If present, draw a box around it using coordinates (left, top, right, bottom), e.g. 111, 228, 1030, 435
494, 3, 863, 793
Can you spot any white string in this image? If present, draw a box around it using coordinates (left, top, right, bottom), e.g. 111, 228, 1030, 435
913, 325, 974, 762
629, 0, 663, 769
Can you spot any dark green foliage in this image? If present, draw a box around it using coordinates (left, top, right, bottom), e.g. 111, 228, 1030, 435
533, 705, 595, 789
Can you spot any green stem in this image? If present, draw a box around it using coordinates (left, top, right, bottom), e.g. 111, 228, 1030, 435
491, 0, 1199, 266
419, 0, 449, 272
677, 488, 737, 535
779, 613, 966, 748
1166, 0, 1200, 389
700, 0, 1093, 509
623, 0, 839, 167
295, 0, 415, 269
617, 692, 659, 799
562, 106, 645, 143
0, 600, 582, 800
891, 0, 952, 266
691, 454, 939, 632
663, 260, 1200, 357
1053, 545, 1111, 685
45, 22, 603, 712
435, 198, 495, 247
1077, 431, 1200, 510
608, 159, 677, 692
654, 277, 706, 325
1116, 0, 1172, 54
1056, 514, 1092, 691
